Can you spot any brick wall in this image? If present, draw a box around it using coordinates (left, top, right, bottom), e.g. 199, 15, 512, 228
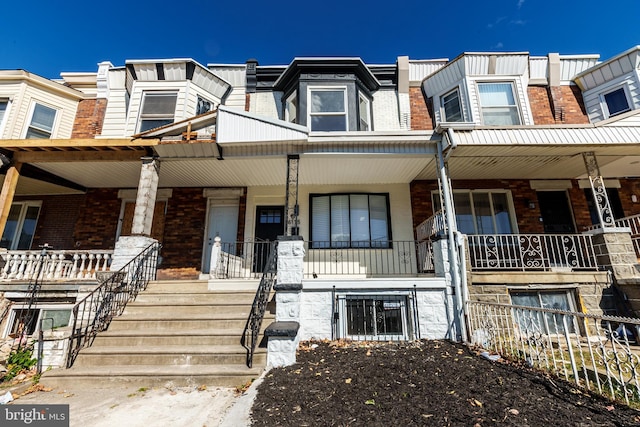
73, 189, 120, 249
549, 86, 589, 124
71, 99, 108, 138
618, 178, 640, 217
528, 86, 555, 124
568, 183, 592, 232
409, 87, 433, 130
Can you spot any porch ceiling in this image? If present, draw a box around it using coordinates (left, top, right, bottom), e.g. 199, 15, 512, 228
413, 144, 640, 180
22, 154, 436, 191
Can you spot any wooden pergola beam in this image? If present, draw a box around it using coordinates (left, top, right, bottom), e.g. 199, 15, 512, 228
14, 150, 146, 163
0, 138, 159, 149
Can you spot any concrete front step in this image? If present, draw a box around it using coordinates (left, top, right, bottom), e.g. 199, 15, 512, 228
73, 345, 266, 367
134, 292, 257, 304
123, 303, 257, 316
147, 280, 260, 293
41, 364, 264, 388
93, 328, 256, 346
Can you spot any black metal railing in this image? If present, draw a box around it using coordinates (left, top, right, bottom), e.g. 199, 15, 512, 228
66, 242, 161, 367
241, 241, 278, 368
304, 240, 429, 277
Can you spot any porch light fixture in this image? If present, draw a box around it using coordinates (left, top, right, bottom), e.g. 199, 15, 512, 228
525, 199, 536, 209
632, 195, 638, 203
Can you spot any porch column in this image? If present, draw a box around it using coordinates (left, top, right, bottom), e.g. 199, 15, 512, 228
0, 161, 22, 239
266, 236, 304, 368
583, 152, 615, 228
131, 156, 160, 236
284, 155, 300, 236
110, 156, 160, 271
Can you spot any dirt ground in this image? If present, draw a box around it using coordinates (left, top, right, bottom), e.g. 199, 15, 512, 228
250, 340, 640, 426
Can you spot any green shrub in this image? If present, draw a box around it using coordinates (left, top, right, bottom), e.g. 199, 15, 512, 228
2, 345, 37, 382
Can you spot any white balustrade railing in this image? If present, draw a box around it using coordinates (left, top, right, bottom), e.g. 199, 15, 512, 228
0, 250, 114, 281
467, 234, 598, 271
415, 210, 445, 242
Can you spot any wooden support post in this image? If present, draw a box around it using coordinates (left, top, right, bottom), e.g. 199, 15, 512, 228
0, 162, 22, 240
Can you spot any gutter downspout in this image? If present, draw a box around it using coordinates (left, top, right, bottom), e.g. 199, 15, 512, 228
437, 128, 467, 342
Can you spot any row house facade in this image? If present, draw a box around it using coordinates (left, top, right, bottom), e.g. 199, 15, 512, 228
0, 46, 639, 375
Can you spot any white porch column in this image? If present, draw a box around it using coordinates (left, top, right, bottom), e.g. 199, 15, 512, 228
131, 156, 160, 236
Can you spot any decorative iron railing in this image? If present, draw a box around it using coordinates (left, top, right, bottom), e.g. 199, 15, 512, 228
304, 241, 428, 277
415, 210, 446, 242
467, 301, 640, 405
209, 240, 273, 279
467, 234, 598, 271
66, 242, 160, 367
587, 214, 640, 258
241, 241, 277, 368
0, 250, 113, 281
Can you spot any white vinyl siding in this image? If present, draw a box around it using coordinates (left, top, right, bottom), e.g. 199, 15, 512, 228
582, 74, 639, 123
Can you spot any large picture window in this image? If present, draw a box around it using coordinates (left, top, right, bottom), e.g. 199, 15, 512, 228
308, 88, 347, 131
310, 194, 390, 248
478, 83, 520, 125
433, 191, 515, 235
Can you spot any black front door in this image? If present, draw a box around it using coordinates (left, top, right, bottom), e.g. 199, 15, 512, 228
253, 206, 285, 272
537, 191, 576, 233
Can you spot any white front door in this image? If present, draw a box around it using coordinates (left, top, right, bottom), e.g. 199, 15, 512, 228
202, 203, 239, 273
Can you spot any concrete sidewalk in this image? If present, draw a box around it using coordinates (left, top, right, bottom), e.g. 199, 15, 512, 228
4, 373, 265, 427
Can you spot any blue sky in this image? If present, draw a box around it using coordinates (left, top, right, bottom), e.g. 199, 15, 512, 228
1, 0, 638, 79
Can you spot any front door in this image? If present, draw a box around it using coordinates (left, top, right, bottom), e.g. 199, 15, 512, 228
253, 206, 284, 272
202, 204, 239, 274
537, 191, 576, 233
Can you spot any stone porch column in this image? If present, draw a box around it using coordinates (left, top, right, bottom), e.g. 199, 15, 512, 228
266, 236, 304, 368
590, 228, 640, 315
0, 161, 22, 240
131, 156, 160, 236
111, 156, 160, 271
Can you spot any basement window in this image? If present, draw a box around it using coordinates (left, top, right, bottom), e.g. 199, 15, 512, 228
510, 290, 576, 334
5, 306, 72, 338
340, 295, 409, 341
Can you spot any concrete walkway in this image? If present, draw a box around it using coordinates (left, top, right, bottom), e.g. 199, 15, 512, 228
4, 373, 265, 427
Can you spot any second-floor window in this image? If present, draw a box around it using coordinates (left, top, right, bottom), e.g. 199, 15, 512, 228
0, 100, 8, 136
138, 92, 177, 132
308, 88, 347, 131
26, 103, 57, 139
441, 89, 463, 122
602, 87, 631, 118
478, 83, 520, 125
358, 93, 371, 131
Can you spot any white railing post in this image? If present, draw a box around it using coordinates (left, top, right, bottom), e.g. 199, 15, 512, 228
209, 236, 222, 279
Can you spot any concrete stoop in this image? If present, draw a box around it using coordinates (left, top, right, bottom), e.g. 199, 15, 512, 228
42, 279, 272, 388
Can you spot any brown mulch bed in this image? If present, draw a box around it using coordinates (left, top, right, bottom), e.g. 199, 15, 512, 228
250, 340, 640, 426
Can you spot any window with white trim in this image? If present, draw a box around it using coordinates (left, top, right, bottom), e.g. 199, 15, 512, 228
433, 191, 516, 235
196, 96, 214, 115
340, 295, 409, 341
0, 201, 41, 250
285, 92, 298, 124
477, 82, 521, 125
358, 93, 371, 131
602, 87, 631, 118
0, 99, 9, 136
310, 193, 390, 248
510, 290, 576, 334
308, 87, 347, 131
5, 306, 72, 337
138, 92, 178, 132
441, 88, 463, 122
26, 103, 57, 139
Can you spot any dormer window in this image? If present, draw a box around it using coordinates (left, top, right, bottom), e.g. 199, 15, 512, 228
308, 87, 347, 131
26, 103, 57, 139
358, 93, 371, 131
441, 89, 463, 122
478, 83, 520, 125
285, 92, 297, 124
196, 96, 214, 115
602, 87, 630, 118
138, 92, 177, 132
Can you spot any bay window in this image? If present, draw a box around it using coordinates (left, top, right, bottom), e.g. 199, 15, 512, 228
26, 103, 57, 139
138, 92, 178, 132
310, 193, 390, 248
308, 88, 347, 131
441, 88, 463, 122
478, 82, 521, 125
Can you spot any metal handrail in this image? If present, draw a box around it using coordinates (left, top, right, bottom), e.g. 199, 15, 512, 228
241, 241, 278, 368
66, 242, 161, 367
